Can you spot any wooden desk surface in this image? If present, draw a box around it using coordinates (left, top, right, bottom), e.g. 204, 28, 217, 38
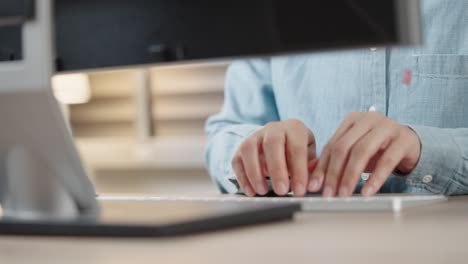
1, 196, 467, 264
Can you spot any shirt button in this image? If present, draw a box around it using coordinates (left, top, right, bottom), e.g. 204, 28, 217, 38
422, 175, 433, 184
368, 105, 377, 112
370, 47, 378, 52
361, 173, 370, 181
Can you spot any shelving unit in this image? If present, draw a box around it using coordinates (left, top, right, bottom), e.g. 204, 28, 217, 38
67, 61, 230, 195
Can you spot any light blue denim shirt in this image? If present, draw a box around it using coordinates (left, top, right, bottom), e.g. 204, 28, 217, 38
205, 0, 468, 195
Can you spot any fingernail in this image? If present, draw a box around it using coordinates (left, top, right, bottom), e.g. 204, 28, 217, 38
277, 182, 289, 195
323, 186, 334, 197
362, 185, 374, 196
338, 187, 349, 197
256, 183, 267, 195
308, 179, 319, 191
244, 185, 255, 197
294, 183, 305, 196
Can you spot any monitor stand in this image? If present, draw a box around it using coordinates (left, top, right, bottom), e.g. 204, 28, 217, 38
0, 0, 98, 222
2, 145, 79, 221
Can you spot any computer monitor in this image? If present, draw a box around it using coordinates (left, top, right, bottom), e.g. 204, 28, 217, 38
0, 0, 421, 226
1, 1, 422, 70
53, 0, 421, 72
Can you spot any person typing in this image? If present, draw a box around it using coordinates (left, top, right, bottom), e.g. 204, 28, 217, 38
204, 0, 468, 197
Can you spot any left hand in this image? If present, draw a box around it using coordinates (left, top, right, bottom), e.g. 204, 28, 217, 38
308, 112, 422, 197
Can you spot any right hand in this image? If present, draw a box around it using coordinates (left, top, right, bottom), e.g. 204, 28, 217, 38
231, 119, 317, 197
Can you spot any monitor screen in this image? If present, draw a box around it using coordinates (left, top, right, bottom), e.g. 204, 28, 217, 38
0, 0, 35, 62
54, 0, 420, 71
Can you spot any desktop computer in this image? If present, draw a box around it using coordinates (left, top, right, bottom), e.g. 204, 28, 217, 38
0, 0, 424, 236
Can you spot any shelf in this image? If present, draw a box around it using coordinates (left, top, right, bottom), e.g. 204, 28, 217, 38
76, 136, 207, 171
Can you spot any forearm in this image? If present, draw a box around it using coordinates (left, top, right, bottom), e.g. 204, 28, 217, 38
204, 123, 262, 193
204, 59, 277, 194
405, 125, 468, 195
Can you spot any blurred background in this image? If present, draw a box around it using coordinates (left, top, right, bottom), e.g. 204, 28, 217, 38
52, 61, 230, 197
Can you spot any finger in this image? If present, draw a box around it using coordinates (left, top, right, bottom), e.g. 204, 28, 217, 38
321, 147, 347, 197
326, 112, 365, 146
311, 113, 363, 196
285, 126, 310, 196
338, 120, 400, 197
260, 151, 269, 176
325, 113, 385, 197
308, 158, 319, 173
239, 136, 268, 195
308, 139, 317, 161
307, 158, 320, 193
231, 157, 255, 197
263, 125, 289, 196
334, 112, 385, 146
308, 149, 329, 193
362, 137, 407, 196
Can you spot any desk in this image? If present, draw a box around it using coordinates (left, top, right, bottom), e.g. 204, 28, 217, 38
1, 196, 467, 264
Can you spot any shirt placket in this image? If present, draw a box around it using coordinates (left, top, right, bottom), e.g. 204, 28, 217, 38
362, 48, 387, 115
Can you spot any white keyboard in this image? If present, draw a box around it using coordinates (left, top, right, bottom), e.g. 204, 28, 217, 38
99, 194, 447, 212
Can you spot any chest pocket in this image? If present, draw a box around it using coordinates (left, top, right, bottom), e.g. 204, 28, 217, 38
413, 55, 468, 78
405, 55, 468, 128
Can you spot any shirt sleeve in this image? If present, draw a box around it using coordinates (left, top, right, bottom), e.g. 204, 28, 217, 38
204, 59, 279, 194
403, 125, 468, 195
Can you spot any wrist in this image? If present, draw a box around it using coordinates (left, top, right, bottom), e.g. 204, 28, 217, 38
396, 126, 422, 174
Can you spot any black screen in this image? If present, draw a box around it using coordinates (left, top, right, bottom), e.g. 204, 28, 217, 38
0, 26, 22, 61
0, 0, 35, 62
54, 0, 398, 71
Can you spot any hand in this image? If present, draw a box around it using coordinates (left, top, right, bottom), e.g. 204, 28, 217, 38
308, 112, 421, 197
231, 119, 316, 197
